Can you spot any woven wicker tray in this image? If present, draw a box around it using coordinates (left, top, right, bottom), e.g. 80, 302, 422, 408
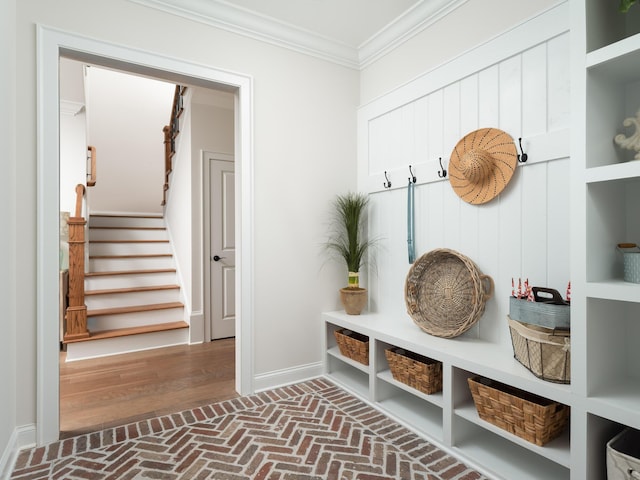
468, 376, 569, 446
405, 248, 494, 338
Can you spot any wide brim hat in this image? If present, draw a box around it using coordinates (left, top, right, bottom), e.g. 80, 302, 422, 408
449, 128, 518, 205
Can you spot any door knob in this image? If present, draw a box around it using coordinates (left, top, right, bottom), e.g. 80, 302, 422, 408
212, 255, 224, 262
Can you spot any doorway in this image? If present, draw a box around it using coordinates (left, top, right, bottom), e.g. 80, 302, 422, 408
38, 26, 254, 445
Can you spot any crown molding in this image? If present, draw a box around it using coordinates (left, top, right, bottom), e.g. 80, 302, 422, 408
128, 0, 468, 70
129, 0, 359, 69
358, 0, 469, 68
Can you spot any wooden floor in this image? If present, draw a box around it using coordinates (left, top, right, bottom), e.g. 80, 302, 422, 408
59, 339, 237, 439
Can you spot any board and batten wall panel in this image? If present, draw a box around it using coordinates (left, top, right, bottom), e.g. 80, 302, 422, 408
360, 4, 570, 349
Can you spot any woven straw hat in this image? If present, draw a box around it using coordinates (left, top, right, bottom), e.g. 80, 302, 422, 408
449, 128, 518, 205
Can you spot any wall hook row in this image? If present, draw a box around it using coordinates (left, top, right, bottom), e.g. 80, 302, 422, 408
383, 171, 392, 189
437, 157, 447, 178
408, 165, 417, 184
518, 137, 528, 163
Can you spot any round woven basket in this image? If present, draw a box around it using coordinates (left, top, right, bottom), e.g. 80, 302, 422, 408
405, 248, 494, 338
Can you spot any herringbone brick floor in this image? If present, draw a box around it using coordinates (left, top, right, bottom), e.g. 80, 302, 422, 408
10, 378, 489, 480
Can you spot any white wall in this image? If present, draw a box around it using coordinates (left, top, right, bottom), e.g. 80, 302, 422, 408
85, 66, 174, 215
12, 0, 357, 445
360, 0, 561, 105
0, 0, 18, 475
360, 5, 570, 350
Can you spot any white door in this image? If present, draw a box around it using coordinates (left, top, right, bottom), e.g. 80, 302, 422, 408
210, 157, 236, 339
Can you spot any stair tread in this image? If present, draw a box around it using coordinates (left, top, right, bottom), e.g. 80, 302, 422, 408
88, 301, 184, 316
90, 214, 164, 219
86, 268, 176, 277
89, 254, 173, 259
85, 284, 180, 296
63, 321, 188, 344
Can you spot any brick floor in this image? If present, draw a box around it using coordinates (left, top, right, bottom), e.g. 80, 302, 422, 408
10, 378, 489, 480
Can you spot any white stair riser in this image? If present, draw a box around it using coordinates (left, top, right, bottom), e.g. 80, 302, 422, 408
89, 242, 171, 256
65, 328, 189, 362
85, 271, 177, 290
88, 307, 184, 331
89, 256, 174, 272
89, 216, 165, 228
89, 228, 168, 241
85, 289, 181, 310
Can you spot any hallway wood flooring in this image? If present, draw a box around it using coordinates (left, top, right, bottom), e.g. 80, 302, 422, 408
59, 339, 237, 439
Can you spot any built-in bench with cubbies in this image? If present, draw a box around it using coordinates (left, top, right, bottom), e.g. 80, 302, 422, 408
323, 310, 573, 480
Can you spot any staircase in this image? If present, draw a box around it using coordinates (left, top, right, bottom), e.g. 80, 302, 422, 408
64, 214, 189, 361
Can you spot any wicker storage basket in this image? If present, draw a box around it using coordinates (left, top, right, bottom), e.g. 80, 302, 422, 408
467, 376, 569, 446
333, 329, 369, 365
607, 428, 640, 480
385, 347, 442, 395
405, 248, 494, 338
508, 316, 570, 384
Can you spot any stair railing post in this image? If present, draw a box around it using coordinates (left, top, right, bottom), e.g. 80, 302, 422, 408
64, 184, 90, 341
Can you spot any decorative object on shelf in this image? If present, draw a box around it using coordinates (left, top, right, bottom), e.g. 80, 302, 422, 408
617, 243, 640, 283
405, 248, 494, 338
467, 376, 570, 446
508, 316, 571, 384
607, 428, 640, 480
407, 166, 416, 264
509, 285, 570, 329
449, 127, 518, 205
324, 192, 377, 315
333, 329, 369, 365
385, 347, 442, 395
614, 110, 640, 160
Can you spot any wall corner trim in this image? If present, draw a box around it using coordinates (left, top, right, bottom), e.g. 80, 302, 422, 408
0, 424, 37, 479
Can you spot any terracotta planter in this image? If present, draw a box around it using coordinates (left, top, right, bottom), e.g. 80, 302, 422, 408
340, 287, 367, 315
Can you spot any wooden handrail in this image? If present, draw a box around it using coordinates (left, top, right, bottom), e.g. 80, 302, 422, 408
87, 146, 97, 186
65, 183, 90, 342
162, 85, 185, 206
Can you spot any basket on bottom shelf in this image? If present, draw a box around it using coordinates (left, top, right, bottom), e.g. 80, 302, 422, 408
607, 428, 640, 480
508, 316, 570, 384
467, 376, 569, 446
333, 329, 369, 365
385, 347, 442, 395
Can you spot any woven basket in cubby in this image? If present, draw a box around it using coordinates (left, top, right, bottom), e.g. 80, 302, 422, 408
467, 376, 569, 446
333, 329, 369, 365
385, 347, 442, 395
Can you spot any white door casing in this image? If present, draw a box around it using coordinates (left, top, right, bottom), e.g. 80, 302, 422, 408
210, 155, 236, 339
37, 26, 254, 445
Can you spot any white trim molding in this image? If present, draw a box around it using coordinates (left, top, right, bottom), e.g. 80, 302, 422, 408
37, 24, 255, 446
253, 363, 324, 393
127, 0, 469, 70
0, 425, 36, 480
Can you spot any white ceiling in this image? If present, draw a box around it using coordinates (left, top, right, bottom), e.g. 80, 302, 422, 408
130, 0, 468, 68
219, 0, 422, 47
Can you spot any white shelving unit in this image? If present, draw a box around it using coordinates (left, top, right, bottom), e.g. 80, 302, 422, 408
323, 311, 572, 480
571, 1, 640, 479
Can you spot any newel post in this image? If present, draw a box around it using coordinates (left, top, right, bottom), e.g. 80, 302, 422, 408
64, 185, 90, 341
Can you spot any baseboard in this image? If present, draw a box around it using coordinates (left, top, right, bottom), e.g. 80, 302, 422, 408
253, 362, 324, 393
89, 210, 163, 218
0, 424, 36, 480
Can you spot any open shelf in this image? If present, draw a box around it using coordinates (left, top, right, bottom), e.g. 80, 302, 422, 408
453, 418, 570, 480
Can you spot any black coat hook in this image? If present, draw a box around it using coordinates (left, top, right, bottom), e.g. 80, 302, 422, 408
383, 171, 392, 189
437, 157, 447, 178
408, 165, 416, 183
518, 137, 528, 163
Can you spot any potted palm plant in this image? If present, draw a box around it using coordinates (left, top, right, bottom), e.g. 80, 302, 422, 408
325, 192, 376, 315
